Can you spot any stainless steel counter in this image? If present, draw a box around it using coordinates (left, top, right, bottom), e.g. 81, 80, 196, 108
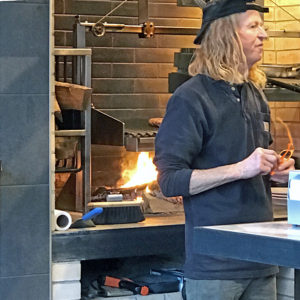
193, 221, 300, 299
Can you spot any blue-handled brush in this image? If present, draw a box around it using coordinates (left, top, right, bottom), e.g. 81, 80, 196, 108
82, 207, 103, 220
70, 207, 103, 228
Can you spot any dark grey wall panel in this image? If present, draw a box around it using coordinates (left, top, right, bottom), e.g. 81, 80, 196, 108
0, 3, 49, 94
0, 0, 50, 298
0, 95, 49, 186
0, 185, 50, 277
0, 274, 50, 300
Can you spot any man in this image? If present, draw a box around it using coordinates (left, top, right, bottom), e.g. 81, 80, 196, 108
154, 0, 295, 299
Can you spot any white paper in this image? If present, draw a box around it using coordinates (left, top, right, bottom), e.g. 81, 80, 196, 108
54, 209, 72, 231
289, 179, 300, 201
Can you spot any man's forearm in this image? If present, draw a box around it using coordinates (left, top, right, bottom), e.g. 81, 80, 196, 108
188, 147, 280, 195
189, 163, 242, 195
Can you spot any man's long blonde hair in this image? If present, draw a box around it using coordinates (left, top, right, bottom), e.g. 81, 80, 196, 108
188, 13, 266, 88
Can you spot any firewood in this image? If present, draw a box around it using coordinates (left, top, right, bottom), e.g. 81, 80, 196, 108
55, 81, 92, 110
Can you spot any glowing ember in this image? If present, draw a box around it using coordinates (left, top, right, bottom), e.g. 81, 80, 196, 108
121, 152, 158, 188
136, 196, 143, 202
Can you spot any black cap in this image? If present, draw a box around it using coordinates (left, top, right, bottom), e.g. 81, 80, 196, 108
194, 0, 269, 44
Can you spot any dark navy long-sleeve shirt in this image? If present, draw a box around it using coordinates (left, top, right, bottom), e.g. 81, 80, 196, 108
154, 74, 278, 279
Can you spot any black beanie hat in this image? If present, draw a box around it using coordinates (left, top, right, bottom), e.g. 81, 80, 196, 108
194, 0, 269, 44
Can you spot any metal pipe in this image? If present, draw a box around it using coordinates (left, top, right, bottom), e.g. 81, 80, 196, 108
80, 21, 300, 38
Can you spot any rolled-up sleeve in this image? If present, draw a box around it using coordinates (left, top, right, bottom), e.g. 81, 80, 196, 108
154, 92, 205, 198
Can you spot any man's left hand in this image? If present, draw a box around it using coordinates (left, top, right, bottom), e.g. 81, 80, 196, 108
270, 158, 295, 183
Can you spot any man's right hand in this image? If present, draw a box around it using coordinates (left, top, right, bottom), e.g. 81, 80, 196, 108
189, 147, 280, 195
237, 147, 280, 179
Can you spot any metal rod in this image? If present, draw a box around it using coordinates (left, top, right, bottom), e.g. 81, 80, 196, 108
79, 21, 300, 38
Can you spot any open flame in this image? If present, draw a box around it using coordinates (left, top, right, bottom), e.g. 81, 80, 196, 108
120, 152, 158, 188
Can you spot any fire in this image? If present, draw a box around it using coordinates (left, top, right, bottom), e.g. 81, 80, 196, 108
121, 152, 158, 188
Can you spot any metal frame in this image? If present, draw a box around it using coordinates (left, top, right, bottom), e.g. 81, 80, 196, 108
54, 48, 92, 213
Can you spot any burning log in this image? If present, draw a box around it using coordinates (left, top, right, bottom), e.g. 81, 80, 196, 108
91, 183, 149, 202
143, 181, 183, 214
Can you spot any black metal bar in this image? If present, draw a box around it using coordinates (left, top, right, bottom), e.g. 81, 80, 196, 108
74, 18, 86, 48
72, 56, 76, 84
73, 18, 87, 83
55, 56, 59, 81
63, 56, 67, 82
138, 0, 148, 24
267, 77, 300, 94
295, 269, 300, 300
80, 55, 84, 86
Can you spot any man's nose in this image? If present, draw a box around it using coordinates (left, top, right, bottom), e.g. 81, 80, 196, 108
258, 26, 268, 39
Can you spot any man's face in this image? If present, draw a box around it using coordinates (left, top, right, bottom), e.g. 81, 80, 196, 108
237, 10, 268, 69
